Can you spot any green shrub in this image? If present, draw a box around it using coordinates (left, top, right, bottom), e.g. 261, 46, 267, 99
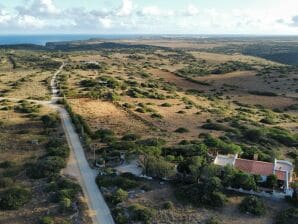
129, 204, 155, 224
266, 174, 278, 189
47, 146, 70, 158
112, 207, 129, 224
161, 103, 172, 107
239, 196, 266, 216
46, 138, 64, 148
0, 177, 13, 188
59, 197, 72, 213
0, 161, 16, 168
163, 201, 174, 210
174, 177, 227, 208
175, 127, 189, 133
140, 155, 175, 179
122, 133, 140, 141
243, 129, 264, 142
14, 101, 40, 113
206, 217, 220, 224
110, 188, 128, 204
96, 175, 140, 190
151, 113, 163, 119
94, 129, 115, 143
39, 216, 54, 224
275, 208, 298, 224
0, 187, 31, 210
41, 114, 59, 128
232, 172, 257, 190
137, 138, 166, 147
27, 156, 66, 179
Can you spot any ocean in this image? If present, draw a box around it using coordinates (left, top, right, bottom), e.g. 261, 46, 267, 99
0, 34, 143, 46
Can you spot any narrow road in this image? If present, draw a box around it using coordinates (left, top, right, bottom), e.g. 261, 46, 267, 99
51, 63, 115, 224
1, 63, 115, 224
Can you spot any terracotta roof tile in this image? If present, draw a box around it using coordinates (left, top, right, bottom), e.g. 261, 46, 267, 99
234, 159, 274, 176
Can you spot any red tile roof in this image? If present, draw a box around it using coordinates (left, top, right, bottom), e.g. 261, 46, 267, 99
234, 159, 274, 176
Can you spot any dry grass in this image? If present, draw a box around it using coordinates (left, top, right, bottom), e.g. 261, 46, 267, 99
0, 69, 52, 100
68, 98, 154, 138
191, 51, 281, 66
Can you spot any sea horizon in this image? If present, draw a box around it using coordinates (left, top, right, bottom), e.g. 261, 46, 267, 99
0, 34, 148, 46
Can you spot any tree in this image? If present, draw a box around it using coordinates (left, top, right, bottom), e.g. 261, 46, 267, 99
40, 216, 54, 224
0, 187, 31, 210
266, 174, 278, 189
41, 114, 59, 128
111, 188, 128, 204
59, 197, 72, 213
129, 204, 155, 224
239, 196, 266, 216
232, 172, 257, 190
221, 165, 237, 187
275, 208, 298, 224
139, 155, 175, 179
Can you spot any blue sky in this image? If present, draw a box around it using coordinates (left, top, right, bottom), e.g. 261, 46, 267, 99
0, 0, 298, 34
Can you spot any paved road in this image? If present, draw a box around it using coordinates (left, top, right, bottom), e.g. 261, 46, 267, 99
51, 63, 115, 224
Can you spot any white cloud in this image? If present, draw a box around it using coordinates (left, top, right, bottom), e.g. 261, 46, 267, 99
0, 9, 13, 25
138, 6, 175, 17
117, 0, 133, 16
17, 15, 46, 28
1, 0, 298, 34
16, 0, 60, 17
185, 4, 199, 16
99, 17, 112, 28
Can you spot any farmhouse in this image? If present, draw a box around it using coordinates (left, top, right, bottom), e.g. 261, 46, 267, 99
214, 154, 294, 196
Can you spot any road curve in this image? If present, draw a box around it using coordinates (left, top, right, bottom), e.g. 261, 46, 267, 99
51, 63, 115, 224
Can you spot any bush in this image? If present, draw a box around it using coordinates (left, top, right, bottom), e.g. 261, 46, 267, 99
129, 204, 155, 224
266, 174, 278, 189
0, 187, 31, 210
163, 201, 174, 210
94, 129, 115, 143
275, 208, 298, 224
232, 172, 257, 190
174, 178, 227, 208
239, 196, 266, 216
112, 207, 129, 224
0, 161, 16, 168
139, 155, 175, 179
160, 103, 172, 107
59, 197, 72, 213
175, 127, 189, 133
96, 175, 140, 190
0, 177, 13, 188
122, 133, 140, 141
151, 113, 163, 119
137, 138, 166, 147
47, 146, 70, 158
206, 217, 220, 224
40, 216, 54, 224
41, 114, 59, 128
110, 188, 128, 204
27, 156, 66, 179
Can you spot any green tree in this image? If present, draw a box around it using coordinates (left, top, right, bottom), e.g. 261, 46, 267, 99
266, 174, 278, 189
0, 187, 31, 210
232, 172, 257, 190
239, 196, 266, 216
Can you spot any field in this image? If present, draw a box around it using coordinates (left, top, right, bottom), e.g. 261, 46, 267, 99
0, 37, 297, 224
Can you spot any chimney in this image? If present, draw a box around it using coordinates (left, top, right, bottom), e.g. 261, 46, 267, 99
253, 153, 258, 161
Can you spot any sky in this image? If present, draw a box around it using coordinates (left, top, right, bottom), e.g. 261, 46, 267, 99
0, 0, 298, 35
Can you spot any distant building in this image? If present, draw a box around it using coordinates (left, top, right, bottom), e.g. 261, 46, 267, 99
214, 154, 294, 196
